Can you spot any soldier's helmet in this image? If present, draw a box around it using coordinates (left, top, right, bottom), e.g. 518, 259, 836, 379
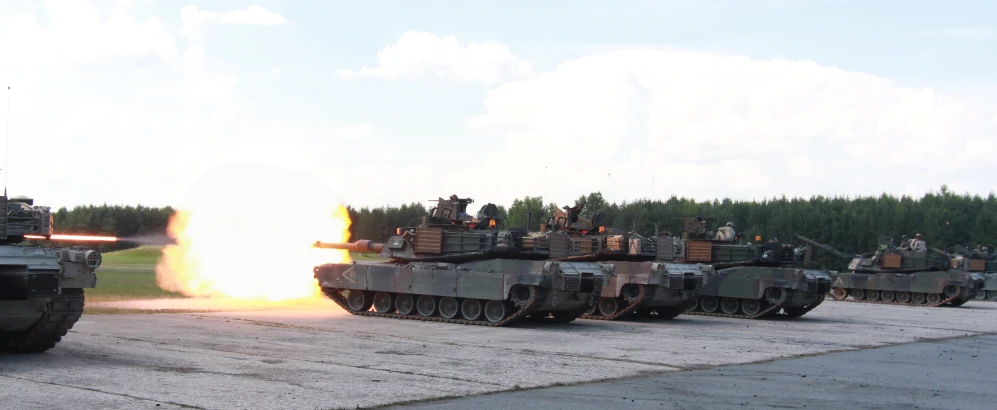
901, 234, 908, 239
725, 222, 734, 227
915, 233, 922, 238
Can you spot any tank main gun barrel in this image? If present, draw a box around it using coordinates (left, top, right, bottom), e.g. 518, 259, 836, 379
930, 247, 949, 256
796, 234, 857, 259
313, 240, 385, 253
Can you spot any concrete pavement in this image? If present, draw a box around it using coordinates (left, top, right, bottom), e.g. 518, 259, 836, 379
2, 298, 995, 409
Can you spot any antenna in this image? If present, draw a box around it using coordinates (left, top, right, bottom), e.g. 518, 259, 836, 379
544, 166, 548, 203
3, 86, 9, 197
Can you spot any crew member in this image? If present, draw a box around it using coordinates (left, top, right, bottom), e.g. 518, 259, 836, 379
897, 235, 910, 249
715, 222, 736, 242
909, 233, 927, 253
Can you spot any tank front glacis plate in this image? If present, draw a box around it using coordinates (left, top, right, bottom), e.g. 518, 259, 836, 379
0, 246, 62, 271
0, 246, 99, 300
0, 246, 61, 300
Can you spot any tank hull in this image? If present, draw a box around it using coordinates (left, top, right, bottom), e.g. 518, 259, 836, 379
314, 259, 603, 326
580, 261, 706, 321
1, 246, 97, 353
685, 266, 832, 319
828, 270, 984, 307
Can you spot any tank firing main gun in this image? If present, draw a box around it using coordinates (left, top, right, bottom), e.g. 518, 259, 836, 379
795, 235, 858, 260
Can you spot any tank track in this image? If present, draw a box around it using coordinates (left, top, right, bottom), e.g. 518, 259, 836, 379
829, 288, 961, 307
780, 294, 825, 318
524, 305, 592, 323
0, 289, 85, 353
321, 287, 547, 327
683, 290, 789, 320
579, 284, 648, 320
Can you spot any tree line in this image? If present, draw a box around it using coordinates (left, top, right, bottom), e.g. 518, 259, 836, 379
32, 186, 997, 262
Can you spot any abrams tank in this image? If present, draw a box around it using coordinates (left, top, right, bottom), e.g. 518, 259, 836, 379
1, 195, 101, 353
522, 204, 707, 321
668, 216, 832, 319
312, 195, 604, 326
798, 235, 983, 307
948, 246, 997, 302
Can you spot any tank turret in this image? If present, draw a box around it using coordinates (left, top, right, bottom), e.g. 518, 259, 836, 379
1, 195, 54, 245
797, 234, 950, 273
314, 195, 545, 263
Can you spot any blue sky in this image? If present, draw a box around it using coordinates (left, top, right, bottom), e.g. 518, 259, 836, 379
1, 0, 995, 211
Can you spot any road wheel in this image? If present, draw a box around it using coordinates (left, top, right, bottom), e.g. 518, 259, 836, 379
394, 294, 415, 315
461, 299, 483, 321
372, 292, 394, 313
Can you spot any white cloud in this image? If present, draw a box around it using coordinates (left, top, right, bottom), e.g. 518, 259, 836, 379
1, 0, 177, 71
935, 27, 997, 39
181, 4, 287, 43
788, 156, 816, 180
337, 31, 534, 83
335, 124, 375, 142
459, 49, 997, 205
0, 1, 286, 208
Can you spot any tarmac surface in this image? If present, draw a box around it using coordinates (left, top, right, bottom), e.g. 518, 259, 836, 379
401, 333, 997, 410
2, 298, 996, 409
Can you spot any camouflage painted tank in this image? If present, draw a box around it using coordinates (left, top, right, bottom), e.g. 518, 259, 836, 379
519, 204, 707, 321
1, 195, 101, 353
312, 195, 604, 326
945, 245, 996, 302
798, 235, 984, 307
665, 216, 832, 319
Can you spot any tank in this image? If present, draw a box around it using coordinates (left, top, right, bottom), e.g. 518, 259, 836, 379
312, 195, 604, 326
798, 235, 984, 307
1, 194, 101, 353
520, 203, 708, 321
667, 216, 832, 319
945, 245, 996, 302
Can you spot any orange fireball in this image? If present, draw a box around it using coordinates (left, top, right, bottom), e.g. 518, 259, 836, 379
154, 163, 352, 302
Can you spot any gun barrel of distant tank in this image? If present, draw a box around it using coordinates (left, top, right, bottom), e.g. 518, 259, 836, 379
796, 234, 855, 259
313, 240, 385, 253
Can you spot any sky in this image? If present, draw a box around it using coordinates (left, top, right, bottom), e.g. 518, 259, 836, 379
1, 0, 996, 211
